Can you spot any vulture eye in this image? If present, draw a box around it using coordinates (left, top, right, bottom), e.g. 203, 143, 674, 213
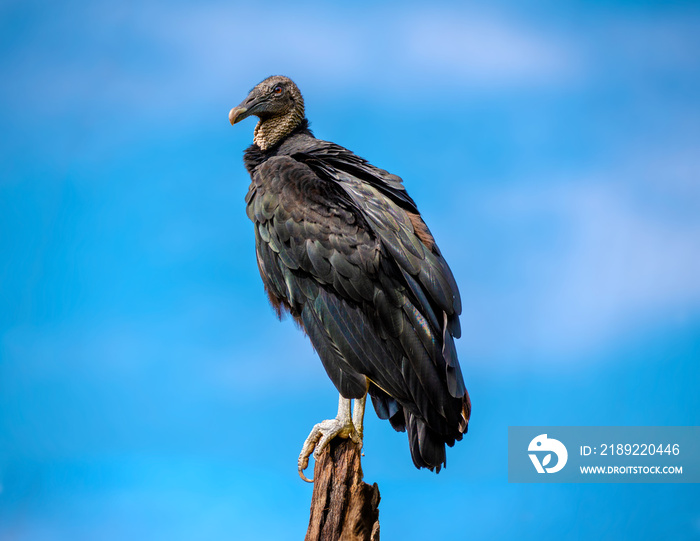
273, 85, 283, 95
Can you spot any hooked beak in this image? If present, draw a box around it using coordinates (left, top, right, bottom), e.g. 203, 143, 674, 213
229, 105, 248, 125
229, 91, 260, 125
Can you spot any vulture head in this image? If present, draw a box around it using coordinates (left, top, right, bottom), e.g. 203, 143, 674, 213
229, 75, 306, 151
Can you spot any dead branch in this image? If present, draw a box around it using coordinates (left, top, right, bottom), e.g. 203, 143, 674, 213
305, 438, 380, 541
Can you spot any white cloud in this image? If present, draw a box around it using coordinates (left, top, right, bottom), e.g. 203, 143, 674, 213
534, 182, 700, 347
397, 10, 579, 87
5, 2, 700, 125
144, 5, 582, 95
2, 3, 583, 122
458, 163, 700, 362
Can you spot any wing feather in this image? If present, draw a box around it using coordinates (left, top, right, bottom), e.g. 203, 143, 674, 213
245, 148, 469, 472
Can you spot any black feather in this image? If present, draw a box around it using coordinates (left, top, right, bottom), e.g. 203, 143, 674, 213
239, 77, 470, 472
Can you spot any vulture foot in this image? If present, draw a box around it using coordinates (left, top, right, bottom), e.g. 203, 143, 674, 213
298, 395, 366, 482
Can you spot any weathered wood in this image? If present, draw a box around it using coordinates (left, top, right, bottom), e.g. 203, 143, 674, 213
305, 438, 381, 541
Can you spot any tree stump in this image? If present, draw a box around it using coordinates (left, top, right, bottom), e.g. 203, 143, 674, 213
305, 438, 381, 541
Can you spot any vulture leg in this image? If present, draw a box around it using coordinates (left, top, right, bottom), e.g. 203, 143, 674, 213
298, 394, 364, 482
352, 394, 367, 441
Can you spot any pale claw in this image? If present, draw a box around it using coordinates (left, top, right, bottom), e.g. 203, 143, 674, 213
298, 417, 360, 483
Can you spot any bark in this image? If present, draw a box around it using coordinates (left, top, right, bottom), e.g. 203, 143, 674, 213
305, 438, 381, 541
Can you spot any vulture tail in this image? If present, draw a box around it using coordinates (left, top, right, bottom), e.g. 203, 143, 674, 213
405, 393, 471, 472
406, 412, 448, 472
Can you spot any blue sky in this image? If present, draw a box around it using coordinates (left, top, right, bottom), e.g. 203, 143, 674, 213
1, 0, 699, 539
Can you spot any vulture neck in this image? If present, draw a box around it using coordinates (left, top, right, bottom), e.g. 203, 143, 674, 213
254, 107, 305, 151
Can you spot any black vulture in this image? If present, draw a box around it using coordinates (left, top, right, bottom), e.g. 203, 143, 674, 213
229, 75, 470, 481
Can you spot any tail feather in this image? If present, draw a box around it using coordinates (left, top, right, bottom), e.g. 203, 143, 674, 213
404, 392, 470, 472
406, 412, 447, 472
369, 384, 471, 472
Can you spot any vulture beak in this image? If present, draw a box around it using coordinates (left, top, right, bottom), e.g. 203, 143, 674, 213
229, 105, 248, 125
229, 91, 261, 125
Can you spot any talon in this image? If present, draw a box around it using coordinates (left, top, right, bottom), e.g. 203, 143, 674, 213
298, 418, 357, 481
297, 396, 366, 482
298, 447, 313, 482
298, 462, 314, 483
298, 423, 324, 482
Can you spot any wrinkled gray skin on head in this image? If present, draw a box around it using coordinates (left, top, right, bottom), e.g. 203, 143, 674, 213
229, 75, 306, 151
